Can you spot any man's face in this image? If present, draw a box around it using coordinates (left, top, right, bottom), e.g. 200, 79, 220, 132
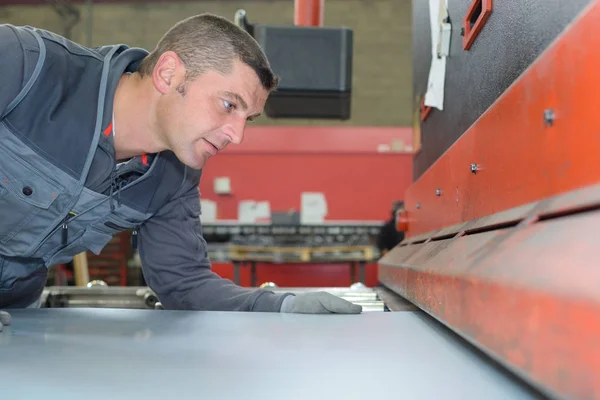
155, 55, 268, 169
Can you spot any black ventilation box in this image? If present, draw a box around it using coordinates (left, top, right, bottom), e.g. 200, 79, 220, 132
252, 25, 353, 120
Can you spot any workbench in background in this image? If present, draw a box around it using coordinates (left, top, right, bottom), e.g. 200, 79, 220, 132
205, 221, 381, 287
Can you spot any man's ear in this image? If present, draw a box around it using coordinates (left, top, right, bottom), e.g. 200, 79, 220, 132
152, 51, 185, 94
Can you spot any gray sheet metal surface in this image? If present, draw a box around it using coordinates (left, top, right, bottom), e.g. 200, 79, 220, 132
0, 309, 539, 400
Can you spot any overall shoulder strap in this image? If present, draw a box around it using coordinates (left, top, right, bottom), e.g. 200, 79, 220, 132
1, 27, 46, 120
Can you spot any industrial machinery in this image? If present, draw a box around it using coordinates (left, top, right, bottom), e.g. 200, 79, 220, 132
379, 0, 600, 399
3, 0, 599, 399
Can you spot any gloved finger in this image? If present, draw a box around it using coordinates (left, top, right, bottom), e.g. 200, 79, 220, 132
0, 311, 10, 326
318, 293, 363, 314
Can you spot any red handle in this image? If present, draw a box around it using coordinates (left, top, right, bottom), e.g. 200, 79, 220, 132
462, 0, 493, 50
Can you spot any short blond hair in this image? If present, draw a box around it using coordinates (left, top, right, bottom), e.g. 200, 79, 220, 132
139, 13, 279, 91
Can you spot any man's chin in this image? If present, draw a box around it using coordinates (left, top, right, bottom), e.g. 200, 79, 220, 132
178, 152, 210, 170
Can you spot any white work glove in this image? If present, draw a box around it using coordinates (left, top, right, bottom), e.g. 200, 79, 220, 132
280, 292, 362, 314
0, 311, 11, 332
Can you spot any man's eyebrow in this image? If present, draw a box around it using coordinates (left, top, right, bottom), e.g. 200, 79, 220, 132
248, 112, 261, 121
222, 91, 248, 110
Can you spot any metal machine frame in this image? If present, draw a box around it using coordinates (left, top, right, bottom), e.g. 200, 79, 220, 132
380, 2, 600, 399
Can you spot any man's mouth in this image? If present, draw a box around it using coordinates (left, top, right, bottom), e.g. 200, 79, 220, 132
203, 139, 219, 155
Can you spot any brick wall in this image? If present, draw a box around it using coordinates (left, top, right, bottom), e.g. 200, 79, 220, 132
0, 0, 412, 126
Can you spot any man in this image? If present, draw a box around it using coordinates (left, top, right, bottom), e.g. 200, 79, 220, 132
376, 201, 405, 255
0, 14, 361, 330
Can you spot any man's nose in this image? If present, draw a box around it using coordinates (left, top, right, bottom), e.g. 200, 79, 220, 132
225, 119, 246, 145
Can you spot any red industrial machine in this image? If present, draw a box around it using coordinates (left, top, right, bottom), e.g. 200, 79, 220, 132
379, 0, 600, 399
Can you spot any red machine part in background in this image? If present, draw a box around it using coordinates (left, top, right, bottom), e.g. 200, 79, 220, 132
294, 0, 324, 27
380, 1, 600, 399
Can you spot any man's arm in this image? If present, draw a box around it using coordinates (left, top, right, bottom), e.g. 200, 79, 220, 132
138, 167, 361, 314
137, 180, 292, 312
0, 25, 25, 116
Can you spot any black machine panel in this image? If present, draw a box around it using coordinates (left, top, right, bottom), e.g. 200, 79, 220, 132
253, 25, 353, 120
412, 0, 592, 180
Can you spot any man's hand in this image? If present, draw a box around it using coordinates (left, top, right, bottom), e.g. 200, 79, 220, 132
0, 311, 11, 332
280, 292, 362, 314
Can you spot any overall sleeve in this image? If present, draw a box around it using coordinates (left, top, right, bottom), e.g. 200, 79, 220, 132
137, 170, 292, 312
0, 24, 25, 116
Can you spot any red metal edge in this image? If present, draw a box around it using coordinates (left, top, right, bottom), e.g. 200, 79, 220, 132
420, 98, 432, 122
402, 183, 600, 245
222, 126, 413, 154
462, 0, 493, 50
379, 182, 600, 399
408, 0, 600, 237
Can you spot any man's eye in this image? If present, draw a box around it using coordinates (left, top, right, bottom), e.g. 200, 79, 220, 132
223, 100, 235, 111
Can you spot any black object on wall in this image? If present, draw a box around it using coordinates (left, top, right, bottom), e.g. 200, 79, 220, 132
252, 25, 353, 120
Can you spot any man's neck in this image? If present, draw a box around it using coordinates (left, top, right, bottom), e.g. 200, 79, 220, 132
112, 73, 165, 161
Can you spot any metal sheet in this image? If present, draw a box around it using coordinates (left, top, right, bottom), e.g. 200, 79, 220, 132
0, 309, 538, 400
